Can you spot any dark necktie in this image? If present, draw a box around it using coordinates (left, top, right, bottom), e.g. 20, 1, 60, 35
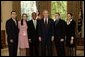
44, 19, 48, 29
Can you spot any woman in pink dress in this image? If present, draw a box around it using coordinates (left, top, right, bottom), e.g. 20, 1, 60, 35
18, 13, 29, 56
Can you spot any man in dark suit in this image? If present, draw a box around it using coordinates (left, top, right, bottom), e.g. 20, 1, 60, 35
54, 13, 67, 56
38, 10, 54, 56
6, 11, 19, 56
28, 12, 39, 56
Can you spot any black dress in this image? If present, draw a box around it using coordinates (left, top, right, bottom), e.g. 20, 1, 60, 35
66, 19, 76, 47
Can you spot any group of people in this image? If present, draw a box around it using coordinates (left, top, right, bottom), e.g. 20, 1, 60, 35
6, 10, 76, 56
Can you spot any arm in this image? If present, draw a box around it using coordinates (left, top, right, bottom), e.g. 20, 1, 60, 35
37, 20, 42, 42
6, 21, 14, 43
51, 20, 54, 41
60, 21, 67, 42
37, 20, 42, 37
70, 21, 76, 44
71, 21, 76, 37
27, 21, 31, 39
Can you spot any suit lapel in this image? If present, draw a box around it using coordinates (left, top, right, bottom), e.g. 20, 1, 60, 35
11, 18, 17, 27
31, 20, 36, 30
47, 19, 50, 28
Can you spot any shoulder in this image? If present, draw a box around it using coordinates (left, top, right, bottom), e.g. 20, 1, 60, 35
28, 20, 32, 23
60, 19, 66, 23
72, 20, 75, 23
72, 19, 76, 25
18, 20, 21, 23
60, 19, 64, 22
29, 20, 32, 22
60, 19, 66, 24
28, 20, 32, 24
49, 18, 54, 22
6, 18, 12, 24
38, 19, 43, 22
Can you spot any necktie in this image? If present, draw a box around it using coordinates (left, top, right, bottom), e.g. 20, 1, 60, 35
44, 19, 48, 28
33, 20, 36, 29
13, 19, 17, 25
55, 20, 59, 26
45, 19, 47, 24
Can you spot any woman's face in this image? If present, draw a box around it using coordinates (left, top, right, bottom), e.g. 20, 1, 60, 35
67, 14, 72, 20
22, 15, 27, 20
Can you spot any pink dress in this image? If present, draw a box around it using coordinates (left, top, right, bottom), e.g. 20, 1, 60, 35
18, 20, 29, 48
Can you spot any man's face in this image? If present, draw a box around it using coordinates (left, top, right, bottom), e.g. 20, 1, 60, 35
55, 14, 60, 20
32, 12, 37, 20
11, 12, 17, 19
43, 10, 49, 18
67, 14, 71, 20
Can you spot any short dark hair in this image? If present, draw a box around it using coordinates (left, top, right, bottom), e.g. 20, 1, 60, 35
11, 11, 16, 14
67, 13, 73, 16
55, 12, 60, 16
32, 12, 36, 16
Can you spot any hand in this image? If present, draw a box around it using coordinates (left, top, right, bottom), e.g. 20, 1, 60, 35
39, 36, 42, 42
10, 39, 13, 43
70, 40, 73, 44
29, 39, 31, 42
60, 38, 64, 42
51, 36, 54, 41
71, 36, 74, 40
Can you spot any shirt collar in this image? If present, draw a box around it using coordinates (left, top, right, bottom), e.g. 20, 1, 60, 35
44, 18, 48, 21
70, 19, 72, 22
12, 18, 16, 22
67, 19, 73, 25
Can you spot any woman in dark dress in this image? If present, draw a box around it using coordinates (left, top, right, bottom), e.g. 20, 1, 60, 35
66, 13, 76, 56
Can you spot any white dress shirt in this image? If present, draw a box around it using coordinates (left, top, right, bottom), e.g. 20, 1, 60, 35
12, 18, 17, 25
67, 19, 72, 25
32, 19, 37, 29
44, 18, 48, 24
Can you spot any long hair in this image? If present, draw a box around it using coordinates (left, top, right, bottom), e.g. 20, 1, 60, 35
21, 13, 28, 25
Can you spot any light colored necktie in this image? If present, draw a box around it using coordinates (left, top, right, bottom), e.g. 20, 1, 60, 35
45, 19, 48, 24
13, 19, 17, 25
33, 20, 36, 29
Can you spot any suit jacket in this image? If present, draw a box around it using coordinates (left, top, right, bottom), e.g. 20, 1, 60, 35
38, 18, 54, 45
6, 18, 19, 45
54, 19, 67, 46
66, 19, 76, 47
28, 20, 39, 44
54, 19, 67, 39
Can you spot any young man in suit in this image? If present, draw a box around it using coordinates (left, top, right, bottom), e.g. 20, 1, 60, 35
28, 12, 39, 56
54, 13, 67, 56
38, 10, 54, 56
6, 11, 19, 56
